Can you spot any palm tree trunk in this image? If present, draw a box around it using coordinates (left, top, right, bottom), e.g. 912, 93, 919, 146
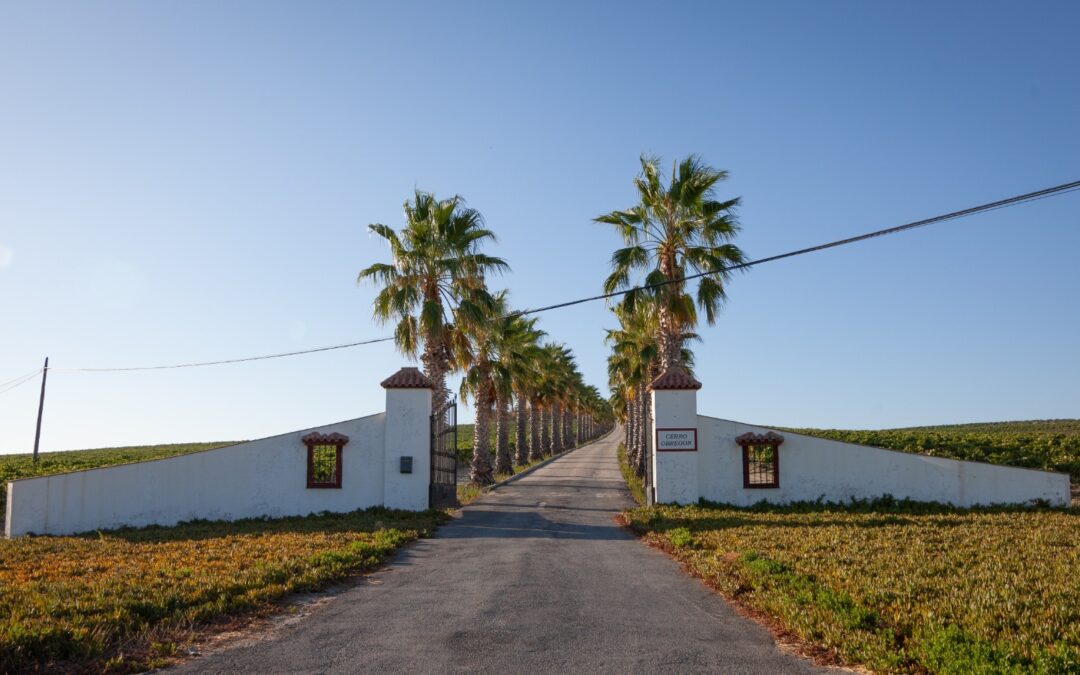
494, 391, 512, 476
469, 391, 495, 485
563, 410, 573, 449
637, 384, 650, 478
529, 399, 544, 462
421, 335, 449, 412
515, 393, 529, 466
542, 405, 552, 456
657, 251, 684, 370
552, 404, 563, 454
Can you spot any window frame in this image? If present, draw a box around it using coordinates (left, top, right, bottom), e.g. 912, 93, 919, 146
302, 432, 349, 489
735, 432, 784, 489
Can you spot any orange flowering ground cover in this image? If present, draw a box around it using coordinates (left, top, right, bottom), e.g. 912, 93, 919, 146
0, 507, 445, 672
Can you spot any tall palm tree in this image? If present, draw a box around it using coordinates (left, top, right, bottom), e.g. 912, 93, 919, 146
359, 190, 508, 411
595, 155, 745, 370
606, 301, 658, 476
541, 343, 574, 456
459, 292, 512, 485
499, 316, 545, 467
528, 375, 546, 462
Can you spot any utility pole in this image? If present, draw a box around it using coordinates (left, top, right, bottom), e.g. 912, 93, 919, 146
32, 357, 48, 463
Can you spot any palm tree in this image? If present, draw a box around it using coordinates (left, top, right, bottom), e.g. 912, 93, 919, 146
459, 292, 513, 485
541, 343, 574, 456
606, 301, 658, 477
359, 190, 508, 411
491, 304, 543, 475
595, 155, 745, 370
528, 378, 546, 462
499, 316, 545, 467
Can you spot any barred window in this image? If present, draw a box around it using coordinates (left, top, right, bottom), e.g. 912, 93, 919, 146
302, 432, 348, 489
735, 432, 783, 489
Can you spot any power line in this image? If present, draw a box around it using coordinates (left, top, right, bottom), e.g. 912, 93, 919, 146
510, 179, 1080, 317
0, 370, 43, 397
0, 368, 43, 390
52, 337, 395, 373
13, 177, 1080, 375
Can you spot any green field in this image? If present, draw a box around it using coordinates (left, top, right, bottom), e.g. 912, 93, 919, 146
780, 419, 1080, 481
0, 442, 239, 515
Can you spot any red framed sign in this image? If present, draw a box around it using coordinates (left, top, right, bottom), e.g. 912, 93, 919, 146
656, 428, 697, 452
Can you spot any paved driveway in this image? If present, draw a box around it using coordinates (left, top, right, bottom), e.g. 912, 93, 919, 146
172, 431, 822, 674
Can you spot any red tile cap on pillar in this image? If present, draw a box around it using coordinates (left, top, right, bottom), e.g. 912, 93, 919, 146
380, 367, 434, 389
648, 366, 702, 391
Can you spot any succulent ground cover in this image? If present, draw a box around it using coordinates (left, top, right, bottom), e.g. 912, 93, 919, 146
623, 501, 1080, 673
0, 507, 446, 673
782, 419, 1080, 481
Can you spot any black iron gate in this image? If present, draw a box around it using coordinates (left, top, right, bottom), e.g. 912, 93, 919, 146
430, 399, 459, 508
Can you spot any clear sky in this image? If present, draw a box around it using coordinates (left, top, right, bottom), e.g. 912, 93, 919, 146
2, 1, 1079, 454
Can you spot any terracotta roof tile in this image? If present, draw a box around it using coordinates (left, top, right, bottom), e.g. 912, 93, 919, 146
735, 431, 785, 447
648, 366, 702, 391
301, 432, 350, 446
380, 367, 434, 389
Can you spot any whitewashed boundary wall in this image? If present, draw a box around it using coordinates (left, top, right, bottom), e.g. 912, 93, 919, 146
696, 416, 1071, 507
5, 367, 434, 537
648, 367, 1071, 508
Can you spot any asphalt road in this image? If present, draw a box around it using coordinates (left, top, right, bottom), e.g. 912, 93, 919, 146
172, 430, 823, 674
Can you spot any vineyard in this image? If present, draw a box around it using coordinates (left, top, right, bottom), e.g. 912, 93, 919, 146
781, 419, 1080, 481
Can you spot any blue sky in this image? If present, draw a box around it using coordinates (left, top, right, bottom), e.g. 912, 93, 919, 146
2, 1, 1078, 453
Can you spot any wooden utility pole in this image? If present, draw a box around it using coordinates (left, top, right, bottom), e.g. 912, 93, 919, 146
32, 357, 48, 463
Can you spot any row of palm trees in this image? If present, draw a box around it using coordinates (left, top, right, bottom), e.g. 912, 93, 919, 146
359, 191, 612, 487
599, 155, 746, 478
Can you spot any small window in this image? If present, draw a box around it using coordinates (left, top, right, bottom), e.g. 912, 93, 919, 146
302, 432, 348, 489
736, 432, 783, 489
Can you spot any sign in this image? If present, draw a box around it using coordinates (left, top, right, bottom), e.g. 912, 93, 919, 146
656, 428, 697, 452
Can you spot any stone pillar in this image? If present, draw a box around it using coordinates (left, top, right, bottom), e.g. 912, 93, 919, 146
381, 367, 433, 511
649, 366, 701, 505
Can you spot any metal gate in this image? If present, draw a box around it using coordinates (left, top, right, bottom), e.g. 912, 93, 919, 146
429, 399, 459, 508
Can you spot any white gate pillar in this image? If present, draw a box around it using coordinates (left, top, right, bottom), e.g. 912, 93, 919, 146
381, 367, 433, 511
650, 366, 701, 505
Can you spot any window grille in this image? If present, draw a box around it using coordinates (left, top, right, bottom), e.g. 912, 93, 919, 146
735, 431, 783, 489
302, 432, 348, 489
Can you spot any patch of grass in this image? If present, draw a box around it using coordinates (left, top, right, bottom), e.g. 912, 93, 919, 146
1, 442, 238, 514
616, 442, 645, 506
456, 483, 485, 506
0, 507, 446, 673
781, 419, 1080, 481
623, 500, 1080, 673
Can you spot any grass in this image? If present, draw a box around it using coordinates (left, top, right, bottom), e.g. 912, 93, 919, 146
616, 441, 645, 506
1, 442, 238, 516
0, 507, 447, 673
623, 501, 1080, 673
781, 419, 1080, 482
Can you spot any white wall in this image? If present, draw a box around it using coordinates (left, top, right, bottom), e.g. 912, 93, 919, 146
5, 414, 387, 537
651, 389, 699, 505
382, 387, 432, 511
696, 416, 1072, 507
